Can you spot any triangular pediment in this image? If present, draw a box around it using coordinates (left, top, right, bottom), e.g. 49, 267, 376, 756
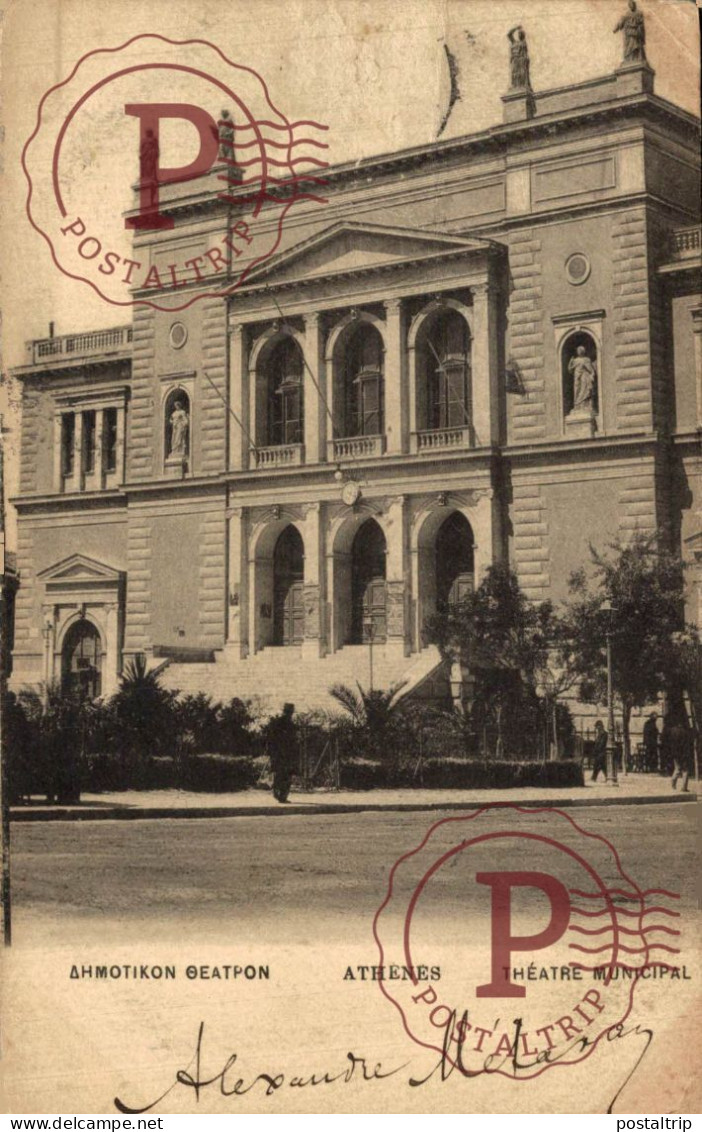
243, 221, 491, 287
38, 554, 123, 584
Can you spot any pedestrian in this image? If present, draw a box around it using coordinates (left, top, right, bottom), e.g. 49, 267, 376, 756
642, 711, 660, 773
267, 702, 297, 803
670, 716, 693, 793
591, 719, 608, 782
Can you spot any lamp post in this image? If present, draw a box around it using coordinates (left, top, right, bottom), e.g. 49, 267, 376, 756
363, 614, 374, 691
601, 599, 619, 786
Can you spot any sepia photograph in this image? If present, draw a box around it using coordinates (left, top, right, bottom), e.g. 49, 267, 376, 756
0, 0, 700, 1117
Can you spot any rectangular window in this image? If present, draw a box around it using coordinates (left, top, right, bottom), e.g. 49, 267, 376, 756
83, 411, 96, 473
103, 408, 118, 472
61, 414, 75, 477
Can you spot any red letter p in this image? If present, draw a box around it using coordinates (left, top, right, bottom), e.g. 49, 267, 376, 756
125, 103, 219, 230
476, 871, 571, 998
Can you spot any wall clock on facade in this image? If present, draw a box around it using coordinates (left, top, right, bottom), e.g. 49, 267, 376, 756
341, 480, 361, 506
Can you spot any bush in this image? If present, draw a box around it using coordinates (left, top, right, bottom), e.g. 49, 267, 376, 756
178, 754, 258, 792
409, 758, 584, 790
339, 759, 387, 790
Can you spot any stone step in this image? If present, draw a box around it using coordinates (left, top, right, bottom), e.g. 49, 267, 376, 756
162, 644, 443, 714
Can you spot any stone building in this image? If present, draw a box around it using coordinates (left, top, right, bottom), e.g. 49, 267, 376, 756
10, 48, 701, 714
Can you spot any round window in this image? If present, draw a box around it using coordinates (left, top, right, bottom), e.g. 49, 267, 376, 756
565, 253, 591, 285
169, 321, 188, 349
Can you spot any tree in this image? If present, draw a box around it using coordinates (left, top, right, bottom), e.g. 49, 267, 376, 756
329, 681, 408, 770
426, 564, 560, 758
564, 532, 698, 766
111, 653, 178, 771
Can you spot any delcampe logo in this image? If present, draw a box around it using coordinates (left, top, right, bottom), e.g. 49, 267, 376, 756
374, 805, 682, 1079
22, 34, 329, 311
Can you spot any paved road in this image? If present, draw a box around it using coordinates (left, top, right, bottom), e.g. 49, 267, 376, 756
10, 801, 697, 948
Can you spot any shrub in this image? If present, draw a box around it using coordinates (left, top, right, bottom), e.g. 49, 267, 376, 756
409, 758, 584, 790
339, 759, 387, 790
178, 753, 258, 792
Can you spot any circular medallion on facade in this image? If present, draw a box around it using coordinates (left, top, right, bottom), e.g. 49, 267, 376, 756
341, 480, 361, 506
565, 252, 591, 285
169, 321, 188, 349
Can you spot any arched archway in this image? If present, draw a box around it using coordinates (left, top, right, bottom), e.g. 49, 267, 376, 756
350, 519, 387, 643
261, 336, 304, 446
333, 321, 385, 439
61, 619, 102, 700
435, 512, 475, 609
272, 525, 305, 645
416, 307, 471, 431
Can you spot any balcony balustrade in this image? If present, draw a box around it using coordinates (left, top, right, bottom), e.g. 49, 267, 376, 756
253, 444, 305, 469
27, 325, 133, 365
671, 227, 701, 258
411, 426, 473, 453
329, 435, 386, 461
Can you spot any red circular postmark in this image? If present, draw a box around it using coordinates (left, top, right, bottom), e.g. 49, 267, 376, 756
22, 34, 329, 312
373, 805, 681, 1080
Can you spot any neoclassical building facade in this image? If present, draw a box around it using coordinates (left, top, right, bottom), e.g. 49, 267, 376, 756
10, 54, 701, 713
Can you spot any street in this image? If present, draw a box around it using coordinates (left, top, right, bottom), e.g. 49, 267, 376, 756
10, 801, 698, 947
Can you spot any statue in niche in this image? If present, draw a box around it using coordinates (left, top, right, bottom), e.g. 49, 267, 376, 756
507, 26, 531, 90
168, 398, 189, 457
568, 345, 597, 412
218, 109, 235, 161
614, 1, 647, 65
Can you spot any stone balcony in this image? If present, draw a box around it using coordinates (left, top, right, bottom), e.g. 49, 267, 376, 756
328, 435, 386, 461
252, 443, 305, 469
411, 426, 474, 454
24, 325, 133, 368
671, 227, 701, 259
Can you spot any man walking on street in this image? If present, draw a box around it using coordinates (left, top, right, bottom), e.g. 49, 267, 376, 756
591, 719, 608, 782
642, 711, 660, 773
267, 702, 297, 803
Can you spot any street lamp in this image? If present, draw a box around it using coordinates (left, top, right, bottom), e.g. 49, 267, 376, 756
601, 599, 619, 786
363, 614, 375, 691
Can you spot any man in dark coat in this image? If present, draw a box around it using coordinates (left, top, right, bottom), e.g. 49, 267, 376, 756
591, 720, 608, 782
268, 702, 297, 803
642, 711, 660, 773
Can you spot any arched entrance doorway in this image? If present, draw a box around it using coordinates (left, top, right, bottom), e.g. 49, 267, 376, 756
61, 620, 102, 700
272, 526, 304, 645
350, 519, 387, 643
436, 512, 475, 609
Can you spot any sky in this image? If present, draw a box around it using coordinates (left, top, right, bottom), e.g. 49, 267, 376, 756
0, 0, 699, 528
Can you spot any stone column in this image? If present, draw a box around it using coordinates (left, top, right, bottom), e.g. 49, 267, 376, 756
53, 416, 63, 491
115, 404, 126, 485
229, 324, 249, 469
227, 506, 249, 656
384, 495, 409, 649
470, 283, 500, 447
70, 411, 84, 492
692, 307, 702, 427
104, 602, 120, 696
302, 502, 324, 656
304, 312, 325, 463
384, 299, 407, 454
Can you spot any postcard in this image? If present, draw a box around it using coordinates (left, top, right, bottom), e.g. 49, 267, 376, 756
0, 0, 700, 1116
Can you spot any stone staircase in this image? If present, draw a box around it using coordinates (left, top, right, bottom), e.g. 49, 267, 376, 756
161, 643, 445, 715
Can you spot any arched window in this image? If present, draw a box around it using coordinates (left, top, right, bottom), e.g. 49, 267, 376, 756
272, 525, 305, 645
343, 324, 384, 437
436, 512, 474, 609
350, 519, 387, 643
61, 620, 102, 700
164, 388, 190, 465
425, 309, 471, 430
266, 338, 304, 446
562, 331, 598, 417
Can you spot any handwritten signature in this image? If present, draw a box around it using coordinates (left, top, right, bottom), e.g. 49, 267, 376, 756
114, 1015, 653, 1115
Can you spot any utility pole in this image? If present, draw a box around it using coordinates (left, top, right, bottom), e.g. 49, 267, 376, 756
602, 599, 619, 787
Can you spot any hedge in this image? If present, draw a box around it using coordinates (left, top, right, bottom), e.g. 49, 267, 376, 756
338, 758, 583, 791
83, 753, 258, 793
